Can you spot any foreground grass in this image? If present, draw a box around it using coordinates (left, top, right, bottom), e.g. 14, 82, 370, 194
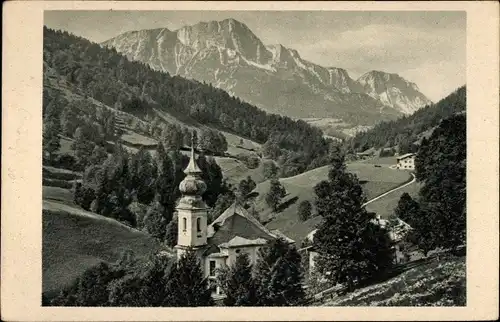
322, 256, 465, 306
42, 201, 162, 297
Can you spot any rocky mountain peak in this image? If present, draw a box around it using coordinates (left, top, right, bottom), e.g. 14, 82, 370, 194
102, 19, 432, 120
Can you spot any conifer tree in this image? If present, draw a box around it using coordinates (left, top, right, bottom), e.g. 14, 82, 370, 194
265, 179, 286, 212
412, 114, 466, 254
43, 100, 62, 161
218, 253, 258, 306
394, 192, 420, 224
255, 238, 305, 306
313, 155, 394, 292
143, 200, 167, 241
164, 250, 214, 307
298, 200, 312, 221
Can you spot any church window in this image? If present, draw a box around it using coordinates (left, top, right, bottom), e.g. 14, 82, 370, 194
209, 260, 216, 277
182, 217, 187, 232
197, 217, 201, 232
235, 249, 241, 254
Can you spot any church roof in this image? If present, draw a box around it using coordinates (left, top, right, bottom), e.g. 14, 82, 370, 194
269, 229, 296, 244
219, 236, 269, 248
208, 202, 275, 239
204, 202, 286, 256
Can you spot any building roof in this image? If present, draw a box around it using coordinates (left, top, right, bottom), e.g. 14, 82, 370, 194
397, 153, 416, 161
208, 202, 275, 239
204, 202, 293, 256
219, 236, 268, 248
270, 229, 296, 244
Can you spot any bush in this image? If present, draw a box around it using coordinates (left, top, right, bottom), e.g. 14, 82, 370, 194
236, 153, 260, 169
53, 153, 80, 171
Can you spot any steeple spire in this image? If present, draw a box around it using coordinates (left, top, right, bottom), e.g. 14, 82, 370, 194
179, 131, 206, 197
184, 133, 202, 175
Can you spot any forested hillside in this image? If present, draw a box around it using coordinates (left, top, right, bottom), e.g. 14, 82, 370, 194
347, 86, 466, 154
43, 27, 332, 176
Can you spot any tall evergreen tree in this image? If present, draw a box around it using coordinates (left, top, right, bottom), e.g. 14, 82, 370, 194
42, 100, 62, 161
265, 179, 286, 212
297, 200, 312, 221
412, 114, 466, 254
254, 238, 305, 306
218, 253, 258, 306
164, 250, 214, 307
313, 158, 394, 292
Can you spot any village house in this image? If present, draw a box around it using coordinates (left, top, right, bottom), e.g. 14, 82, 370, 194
396, 153, 416, 170
302, 216, 413, 275
175, 146, 294, 298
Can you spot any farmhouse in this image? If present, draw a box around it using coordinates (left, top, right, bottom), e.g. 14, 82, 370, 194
302, 216, 413, 274
175, 146, 294, 297
396, 153, 415, 170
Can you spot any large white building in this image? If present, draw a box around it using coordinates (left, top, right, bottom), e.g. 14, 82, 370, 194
175, 146, 294, 297
396, 153, 416, 170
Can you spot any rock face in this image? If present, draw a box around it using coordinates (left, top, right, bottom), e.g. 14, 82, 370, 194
357, 71, 432, 115
102, 19, 431, 125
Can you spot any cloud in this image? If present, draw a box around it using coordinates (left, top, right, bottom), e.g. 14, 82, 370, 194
294, 24, 465, 100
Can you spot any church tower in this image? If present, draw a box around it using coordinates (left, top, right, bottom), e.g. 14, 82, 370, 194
175, 136, 209, 260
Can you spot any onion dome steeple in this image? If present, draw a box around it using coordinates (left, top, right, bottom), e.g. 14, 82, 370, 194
178, 134, 207, 204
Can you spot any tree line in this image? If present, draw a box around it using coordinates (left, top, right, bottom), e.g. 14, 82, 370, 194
390, 113, 466, 255
46, 237, 305, 307
346, 86, 466, 155
43, 27, 332, 177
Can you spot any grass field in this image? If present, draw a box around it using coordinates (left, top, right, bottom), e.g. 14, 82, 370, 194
359, 156, 398, 165
259, 163, 413, 243
120, 129, 158, 146
322, 256, 466, 306
42, 200, 162, 297
365, 181, 421, 219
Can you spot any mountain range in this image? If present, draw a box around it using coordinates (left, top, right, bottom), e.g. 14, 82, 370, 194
102, 18, 432, 127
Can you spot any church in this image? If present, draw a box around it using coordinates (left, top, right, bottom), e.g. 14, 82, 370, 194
174, 146, 295, 297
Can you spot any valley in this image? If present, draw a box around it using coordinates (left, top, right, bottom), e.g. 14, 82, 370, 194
40, 21, 466, 309
102, 19, 432, 133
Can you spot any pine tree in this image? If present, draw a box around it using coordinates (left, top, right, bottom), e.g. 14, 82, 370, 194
255, 238, 305, 306
238, 176, 256, 198
72, 125, 95, 168
218, 253, 258, 306
143, 201, 167, 241
412, 114, 466, 255
265, 179, 286, 212
394, 192, 420, 224
164, 250, 214, 306
155, 146, 175, 216
42, 101, 62, 161
164, 216, 178, 247
297, 200, 312, 221
313, 160, 394, 292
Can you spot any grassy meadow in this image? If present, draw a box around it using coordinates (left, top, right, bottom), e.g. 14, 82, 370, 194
42, 200, 162, 298
257, 163, 413, 243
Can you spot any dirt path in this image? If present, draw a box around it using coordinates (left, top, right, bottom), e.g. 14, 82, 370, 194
362, 172, 416, 207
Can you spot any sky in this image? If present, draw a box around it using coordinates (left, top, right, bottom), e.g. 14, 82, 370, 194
44, 10, 466, 102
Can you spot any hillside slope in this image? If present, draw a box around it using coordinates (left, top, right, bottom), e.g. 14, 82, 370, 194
322, 256, 465, 306
42, 200, 163, 297
257, 161, 413, 243
349, 86, 465, 152
102, 19, 431, 126
43, 27, 331, 178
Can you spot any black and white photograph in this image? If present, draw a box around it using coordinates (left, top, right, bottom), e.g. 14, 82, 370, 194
2, 2, 498, 320
39, 10, 468, 307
